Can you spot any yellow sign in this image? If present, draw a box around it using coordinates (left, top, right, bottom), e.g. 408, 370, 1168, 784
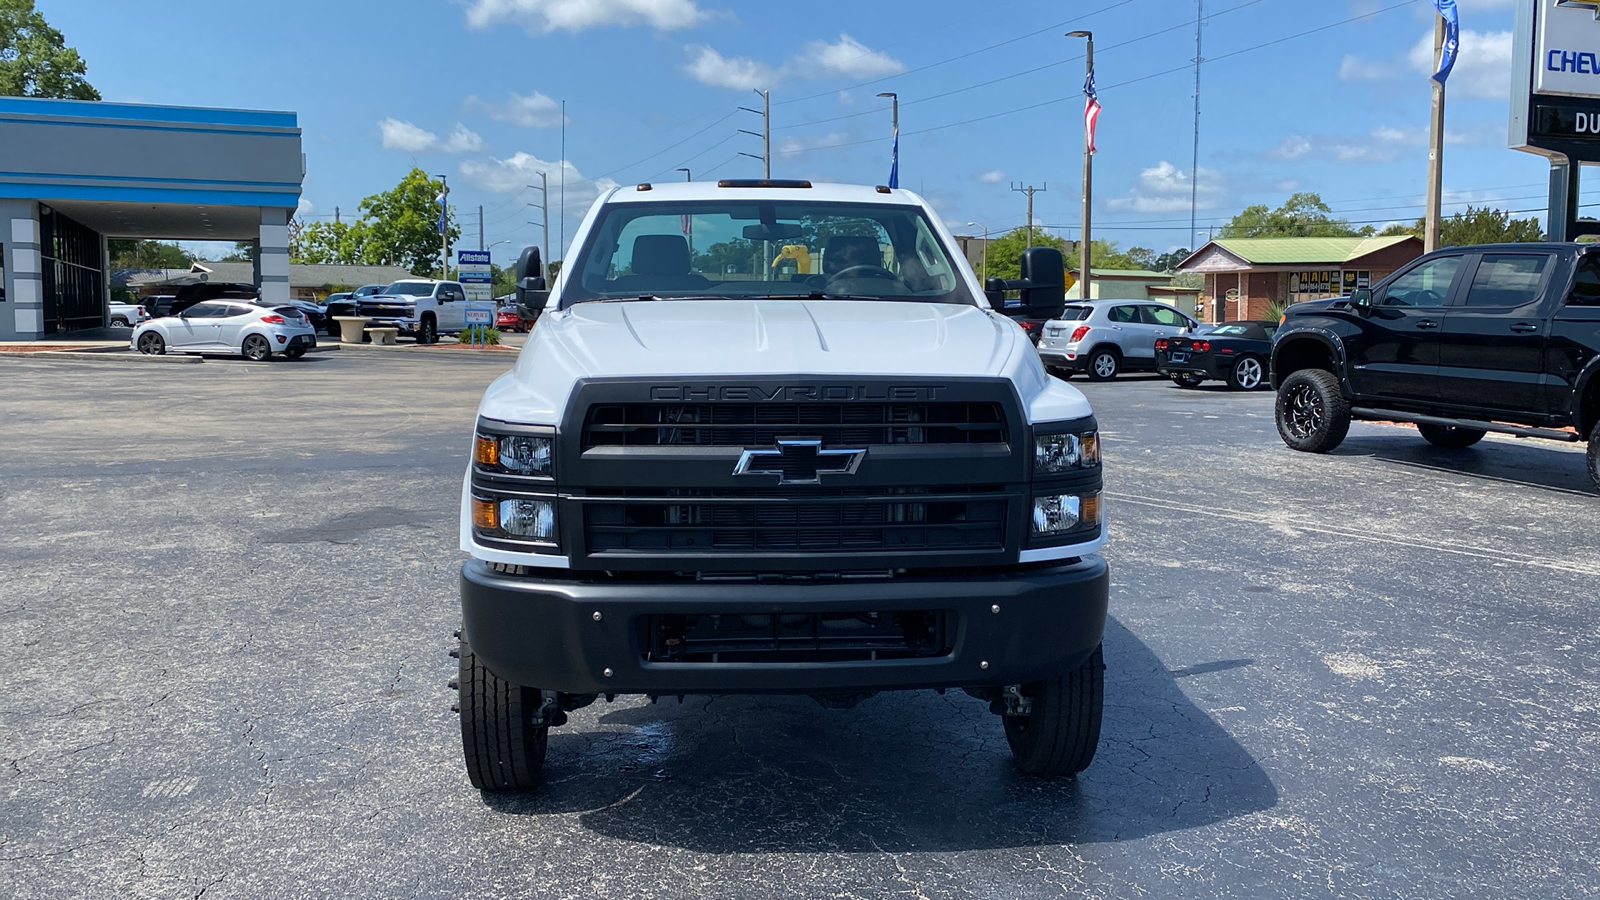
1063, 272, 1078, 293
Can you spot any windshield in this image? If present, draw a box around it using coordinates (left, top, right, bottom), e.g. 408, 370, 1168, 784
561, 200, 977, 307
381, 282, 434, 296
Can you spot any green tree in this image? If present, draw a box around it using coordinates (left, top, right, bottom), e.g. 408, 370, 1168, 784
108, 240, 192, 270
1221, 192, 1366, 238
692, 238, 762, 277
977, 227, 1072, 282
293, 220, 371, 266
1378, 206, 1544, 246
1087, 239, 1142, 271
0, 0, 98, 100
356, 167, 459, 274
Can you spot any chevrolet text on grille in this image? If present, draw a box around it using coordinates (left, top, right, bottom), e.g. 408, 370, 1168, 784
648, 385, 950, 402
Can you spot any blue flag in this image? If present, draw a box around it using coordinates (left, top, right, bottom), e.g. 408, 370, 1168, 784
436, 190, 448, 235
1431, 0, 1459, 84
888, 126, 899, 190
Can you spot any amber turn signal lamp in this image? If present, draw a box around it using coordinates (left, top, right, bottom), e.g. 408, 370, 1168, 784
471, 497, 498, 530
1082, 492, 1102, 523
474, 434, 499, 467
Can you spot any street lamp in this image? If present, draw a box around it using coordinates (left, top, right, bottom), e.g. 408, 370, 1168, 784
1067, 30, 1093, 302
877, 92, 898, 188
965, 221, 989, 281
677, 168, 691, 181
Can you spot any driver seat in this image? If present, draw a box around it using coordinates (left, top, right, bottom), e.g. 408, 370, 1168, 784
821, 235, 883, 276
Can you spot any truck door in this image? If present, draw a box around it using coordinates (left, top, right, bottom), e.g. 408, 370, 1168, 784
438, 283, 468, 332
1435, 251, 1555, 416
1348, 254, 1464, 404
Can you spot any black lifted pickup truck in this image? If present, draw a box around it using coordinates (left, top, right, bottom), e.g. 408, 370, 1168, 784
1270, 242, 1600, 489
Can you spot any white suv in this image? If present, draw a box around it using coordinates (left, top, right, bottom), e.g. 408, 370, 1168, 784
356, 279, 469, 344
1035, 299, 1199, 381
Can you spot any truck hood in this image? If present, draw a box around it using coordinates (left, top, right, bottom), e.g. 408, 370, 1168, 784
480, 298, 1093, 426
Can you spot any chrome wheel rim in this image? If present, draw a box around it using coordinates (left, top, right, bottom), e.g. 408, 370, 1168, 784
1093, 353, 1116, 378
1236, 358, 1262, 389
1284, 382, 1324, 439
243, 336, 268, 361
137, 333, 161, 354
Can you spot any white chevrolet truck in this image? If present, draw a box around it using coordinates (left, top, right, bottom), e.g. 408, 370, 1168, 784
456, 180, 1110, 791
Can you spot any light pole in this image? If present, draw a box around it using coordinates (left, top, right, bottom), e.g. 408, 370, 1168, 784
877, 92, 898, 188
528, 173, 549, 283
1068, 30, 1094, 303
965, 221, 989, 281
677, 168, 693, 257
435, 173, 450, 279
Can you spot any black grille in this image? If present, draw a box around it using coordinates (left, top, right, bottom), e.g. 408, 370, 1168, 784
583, 401, 1006, 448
583, 489, 1007, 554
641, 610, 955, 663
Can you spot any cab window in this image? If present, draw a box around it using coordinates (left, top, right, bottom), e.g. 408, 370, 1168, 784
1569, 260, 1600, 307
1378, 256, 1461, 307
1461, 254, 1550, 308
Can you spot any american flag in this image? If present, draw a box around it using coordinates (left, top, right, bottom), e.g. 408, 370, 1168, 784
1083, 67, 1101, 154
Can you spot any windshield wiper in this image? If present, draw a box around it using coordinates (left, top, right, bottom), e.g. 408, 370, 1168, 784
597, 294, 741, 302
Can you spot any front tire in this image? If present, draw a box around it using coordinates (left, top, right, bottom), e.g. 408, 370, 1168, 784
1003, 644, 1104, 776
1275, 368, 1351, 453
459, 634, 548, 792
136, 332, 165, 355
1226, 355, 1266, 391
1086, 348, 1120, 382
1417, 423, 1485, 449
418, 317, 438, 345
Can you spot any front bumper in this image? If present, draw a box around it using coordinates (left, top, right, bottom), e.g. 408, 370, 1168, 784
362, 317, 418, 332
460, 556, 1109, 695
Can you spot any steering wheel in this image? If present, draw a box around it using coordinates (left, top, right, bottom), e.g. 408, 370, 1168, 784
1397, 289, 1443, 307
828, 265, 899, 282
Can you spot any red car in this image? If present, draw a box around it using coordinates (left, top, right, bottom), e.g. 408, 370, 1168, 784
496, 305, 524, 333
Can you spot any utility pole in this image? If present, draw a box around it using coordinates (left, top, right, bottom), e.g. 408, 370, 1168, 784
738, 89, 771, 177
1424, 14, 1446, 253
334, 206, 340, 225
478, 205, 484, 251
559, 100, 566, 265
436, 173, 449, 279
677, 168, 693, 257
1068, 29, 1096, 303
528, 173, 549, 283
1190, 1, 1203, 248
966, 222, 990, 280
1012, 183, 1047, 247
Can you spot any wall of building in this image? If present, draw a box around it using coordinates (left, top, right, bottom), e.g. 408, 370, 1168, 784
0, 199, 40, 341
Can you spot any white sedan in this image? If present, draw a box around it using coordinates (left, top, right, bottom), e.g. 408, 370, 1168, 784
131, 299, 318, 361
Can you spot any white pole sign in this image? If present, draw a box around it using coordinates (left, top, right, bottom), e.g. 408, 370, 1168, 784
1535, 0, 1600, 97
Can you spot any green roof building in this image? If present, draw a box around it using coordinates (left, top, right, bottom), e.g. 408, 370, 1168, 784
1177, 235, 1423, 322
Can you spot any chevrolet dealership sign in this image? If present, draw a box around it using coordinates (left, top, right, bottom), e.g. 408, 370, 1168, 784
1511, 0, 1600, 151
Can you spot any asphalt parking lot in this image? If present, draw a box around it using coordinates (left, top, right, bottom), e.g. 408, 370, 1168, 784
2, 352, 1598, 899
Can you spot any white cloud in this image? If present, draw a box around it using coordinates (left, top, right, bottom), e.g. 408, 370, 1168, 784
467, 91, 565, 128
464, 0, 705, 33
1407, 28, 1512, 99
777, 131, 850, 155
683, 46, 781, 90
1338, 53, 1395, 83
1108, 160, 1227, 213
378, 119, 484, 153
296, 198, 314, 217
799, 34, 905, 79
683, 34, 903, 90
977, 169, 1004, 184
458, 151, 620, 203
1280, 123, 1492, 164
1270, 135, 1313, 160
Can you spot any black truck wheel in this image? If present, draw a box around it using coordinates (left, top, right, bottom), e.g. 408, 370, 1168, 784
1275, 369, 1351, 453
459, 634, 548, 791
1587, 425, 1599, 491
419, 317, 438, 345
1417, 423, 1485, 449
1002, 644, 1104, 776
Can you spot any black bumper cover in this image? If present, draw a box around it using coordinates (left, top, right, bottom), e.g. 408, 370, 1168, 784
460, 556, 1109, 695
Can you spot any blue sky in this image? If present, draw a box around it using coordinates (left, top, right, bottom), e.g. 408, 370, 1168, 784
47, 0, 1549, 266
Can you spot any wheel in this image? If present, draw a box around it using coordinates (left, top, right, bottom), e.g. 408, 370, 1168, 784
1226, 355, 1266, 391
1275, 368, 1351, 453
284, 347, 306, 360
419, 317, 438, 345
1588, 424, 1600, 491
1003, 644, 1104, 776
136, 331, 165, 355
111, 316, 129, 328
1417, 422, 1485, 449
459, 633, 548, 792
241, 334, 272, 362
1086, 348, 1120, 382
1171, 373, 1204, 388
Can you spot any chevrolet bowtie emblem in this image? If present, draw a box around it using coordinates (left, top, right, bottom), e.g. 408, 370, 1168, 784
1560, 0, 1600, 19
733, 439, 866, 484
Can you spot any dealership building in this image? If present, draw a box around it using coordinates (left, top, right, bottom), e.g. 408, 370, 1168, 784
1177, 235, 1423, 322
0, 96, 302, 341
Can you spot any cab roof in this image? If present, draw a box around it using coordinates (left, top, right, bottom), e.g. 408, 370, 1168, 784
600, 180, 922, 205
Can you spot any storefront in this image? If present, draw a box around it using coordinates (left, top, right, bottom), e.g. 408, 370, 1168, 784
0, 96, 302, 340
1177, 235, 1423, 322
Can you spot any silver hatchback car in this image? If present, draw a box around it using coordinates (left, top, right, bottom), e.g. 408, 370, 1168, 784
1035, 299, 1199, 381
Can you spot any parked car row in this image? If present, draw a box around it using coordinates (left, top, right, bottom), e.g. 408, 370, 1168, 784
1028, 298, 1274, 392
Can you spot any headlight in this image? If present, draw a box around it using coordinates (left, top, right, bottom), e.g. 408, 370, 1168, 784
475, 433, 552, 477
1034, 431, 1099, 474
1030, 491, 1102, 536
472, 495, 557, 544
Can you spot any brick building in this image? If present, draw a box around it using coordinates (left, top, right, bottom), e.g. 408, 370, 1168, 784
1177, 235, 1423, 322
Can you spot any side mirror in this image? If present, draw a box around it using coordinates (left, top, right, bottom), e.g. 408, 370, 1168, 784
1350, 288, 1373, 314
984, 276, 1007, 308
515, 245, 549, 315
1017, 247, 1066, 320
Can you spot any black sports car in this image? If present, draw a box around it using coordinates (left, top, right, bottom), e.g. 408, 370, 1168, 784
1155, 320, 1277, 391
